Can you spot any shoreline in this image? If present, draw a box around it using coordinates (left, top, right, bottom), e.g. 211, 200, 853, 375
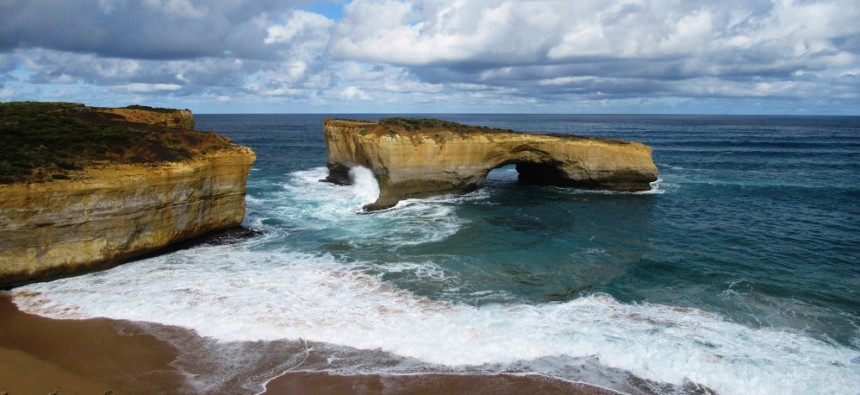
2, 292, 624, 394
262, 372, 622, 395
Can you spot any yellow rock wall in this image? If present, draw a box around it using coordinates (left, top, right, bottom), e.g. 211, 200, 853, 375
0, 147, 255, 287
324, 119, 658, 210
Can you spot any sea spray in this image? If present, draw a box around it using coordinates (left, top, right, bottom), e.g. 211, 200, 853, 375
349, 166, 380, 204
274, 168, 463, 246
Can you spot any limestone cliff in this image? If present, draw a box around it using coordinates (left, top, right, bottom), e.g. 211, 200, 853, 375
0, 103, 255, 288
324, 118, 658, 210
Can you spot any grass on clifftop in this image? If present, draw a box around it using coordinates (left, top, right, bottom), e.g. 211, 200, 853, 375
380, 118, 470, 131
0, 102, 231, 184
379, 117, 514, 134
377, 117, 628, 145
123, 104, 187, 113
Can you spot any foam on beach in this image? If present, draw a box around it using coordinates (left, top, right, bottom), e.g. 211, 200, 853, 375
13, 244, 860, 395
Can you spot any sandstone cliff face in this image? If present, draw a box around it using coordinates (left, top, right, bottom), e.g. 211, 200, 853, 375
0, 147, 255, 288
324, 118, 658, 210
0, 103, 255, 288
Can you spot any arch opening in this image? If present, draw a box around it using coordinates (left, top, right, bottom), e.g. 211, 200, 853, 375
515, 161, 577, 187
483, 164, 519, 185
481, 161, 584, 188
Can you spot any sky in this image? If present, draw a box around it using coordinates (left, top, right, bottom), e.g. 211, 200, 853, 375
1, 0, 859, 114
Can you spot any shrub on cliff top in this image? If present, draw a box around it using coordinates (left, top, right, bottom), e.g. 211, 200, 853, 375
125, 104, 188, 113
0, 101, 225, 184
380, 118, 466, 132
379, 117, 513, 134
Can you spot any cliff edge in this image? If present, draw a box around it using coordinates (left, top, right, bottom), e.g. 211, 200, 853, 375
324, 118, 658, 210
0, 102, 256, 288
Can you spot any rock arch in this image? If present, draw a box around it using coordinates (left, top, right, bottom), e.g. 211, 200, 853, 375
323, 118, 659, 211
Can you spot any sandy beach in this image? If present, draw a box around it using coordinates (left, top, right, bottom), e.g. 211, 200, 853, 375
262, 372, 620, 394
2, 291, 621, 394
0, 293, 188, 394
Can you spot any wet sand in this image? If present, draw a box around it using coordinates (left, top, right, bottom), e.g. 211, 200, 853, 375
0, 293, 189, 394
2, 292, 623, 394
263, 372, 621, 394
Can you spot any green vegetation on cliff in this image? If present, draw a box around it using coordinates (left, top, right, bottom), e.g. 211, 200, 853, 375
377, 117, 623, 144
379, 117, 504, 133
0, 102, 230, 184
123, 104, 187, 113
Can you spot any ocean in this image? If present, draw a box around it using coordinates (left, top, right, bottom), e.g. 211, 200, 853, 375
11, 114, 860, 394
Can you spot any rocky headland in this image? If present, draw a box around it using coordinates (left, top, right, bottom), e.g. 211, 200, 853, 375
0, 102, 255, 288
324, 118, 658, 210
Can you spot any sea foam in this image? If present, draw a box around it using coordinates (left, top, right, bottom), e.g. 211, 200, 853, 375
12, 244, 860, 395
274, 167, 464, 248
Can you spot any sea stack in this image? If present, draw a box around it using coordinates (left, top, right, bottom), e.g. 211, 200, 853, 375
323, 118, 659, 211
0, 102, 256, 288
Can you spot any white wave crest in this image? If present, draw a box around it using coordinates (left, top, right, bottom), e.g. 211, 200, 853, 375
12, 246, 860, 395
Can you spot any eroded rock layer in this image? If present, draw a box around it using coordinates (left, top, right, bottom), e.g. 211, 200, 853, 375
324, 118, 658, 210
0, 104, 255, 288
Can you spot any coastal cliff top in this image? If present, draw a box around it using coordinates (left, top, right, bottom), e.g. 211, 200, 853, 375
324, 117, 631, 146
0, 102, 238, 184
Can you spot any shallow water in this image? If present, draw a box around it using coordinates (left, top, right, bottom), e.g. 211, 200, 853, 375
13, 114, 860, 394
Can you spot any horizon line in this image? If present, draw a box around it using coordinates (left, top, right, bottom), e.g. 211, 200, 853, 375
194, 112, 860, 117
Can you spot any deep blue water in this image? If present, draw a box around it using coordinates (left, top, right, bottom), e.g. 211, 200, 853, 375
198, 113, 860, 345
14, 114, 860, 394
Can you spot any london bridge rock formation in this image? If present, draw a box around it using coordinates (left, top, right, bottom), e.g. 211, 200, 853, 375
0, 103, 255, 288
324, 118, 658, 210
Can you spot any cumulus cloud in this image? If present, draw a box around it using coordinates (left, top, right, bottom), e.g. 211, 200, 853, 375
0, 0, 316, 60
265, 10, 335, 45
141, 0, 207, 19
0, 2, 337, 102
326, 0, 860, 107
0, 0, 858, 113
117, 83, 183, 92
331, 0, 858, 68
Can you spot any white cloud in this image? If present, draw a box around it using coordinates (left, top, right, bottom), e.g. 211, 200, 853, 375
117, 83, 183, 92
330, 0, 858, 76
48, 74, 76, 84
330, 0, 553, 65
265, 10, 334, 44
538, 76, 595, 86
340, 86, 371, 100
2, 0, 858, 113
94, 59, 142, 79
142, 0, 206, 19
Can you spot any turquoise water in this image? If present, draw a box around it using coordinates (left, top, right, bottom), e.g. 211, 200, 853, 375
13, 114, 860, 394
